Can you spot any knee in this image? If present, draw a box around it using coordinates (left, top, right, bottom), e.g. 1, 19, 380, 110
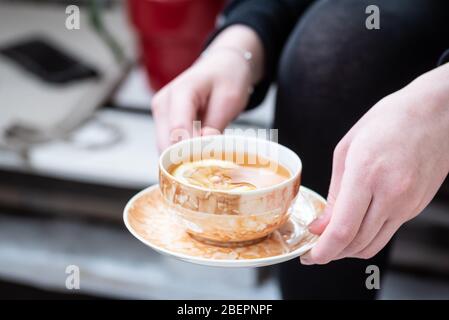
277, 0, 370, 94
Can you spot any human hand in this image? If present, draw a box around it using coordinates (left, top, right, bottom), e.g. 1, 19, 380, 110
151, 25, 264, 151
301, 64, 449, 264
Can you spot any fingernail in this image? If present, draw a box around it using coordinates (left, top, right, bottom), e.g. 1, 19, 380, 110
300, 256, 313, 265
308, 220, 323, 235
308, 210, 331, 235
308, 216, 322, 228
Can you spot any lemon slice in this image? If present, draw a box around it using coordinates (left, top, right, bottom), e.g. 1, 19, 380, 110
171, 159, 255, 191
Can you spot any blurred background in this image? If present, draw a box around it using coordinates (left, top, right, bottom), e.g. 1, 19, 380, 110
0, 0, 448, 299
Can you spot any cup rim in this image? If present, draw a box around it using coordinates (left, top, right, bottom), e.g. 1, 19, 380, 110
159, 135, 302, 196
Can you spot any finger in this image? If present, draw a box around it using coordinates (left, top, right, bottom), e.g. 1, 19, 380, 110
309, 141, 349, 235
301, 170, 372, 265
202, 85, 247, 131
350, 219, 401, 259
168, 89, 201, 143
151, 90, 171, 152
201, 126, 221, 136
333, 198, 387, 260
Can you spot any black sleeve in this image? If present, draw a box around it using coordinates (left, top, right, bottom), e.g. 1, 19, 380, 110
207, 0, 314, 109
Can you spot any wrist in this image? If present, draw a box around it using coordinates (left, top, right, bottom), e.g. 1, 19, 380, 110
201, 46, 255, 88
409, 63, 449, 114
402, 65, 449, 166
206, 24, 264, 84
404, 65, 449, 128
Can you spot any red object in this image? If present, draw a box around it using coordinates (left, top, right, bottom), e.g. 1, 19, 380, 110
128, 0, 226, 91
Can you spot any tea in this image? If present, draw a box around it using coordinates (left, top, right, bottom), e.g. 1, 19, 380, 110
169, 153, 290, 191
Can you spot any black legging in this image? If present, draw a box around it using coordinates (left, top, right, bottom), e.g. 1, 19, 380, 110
273, 0, 449, 299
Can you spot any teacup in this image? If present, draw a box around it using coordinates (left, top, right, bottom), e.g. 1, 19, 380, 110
159, 135, 302, 247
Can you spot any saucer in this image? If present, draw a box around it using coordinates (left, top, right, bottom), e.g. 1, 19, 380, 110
124, 185, 326, 268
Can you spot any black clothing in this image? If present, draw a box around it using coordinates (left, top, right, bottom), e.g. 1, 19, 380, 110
214, 0, 449, 109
